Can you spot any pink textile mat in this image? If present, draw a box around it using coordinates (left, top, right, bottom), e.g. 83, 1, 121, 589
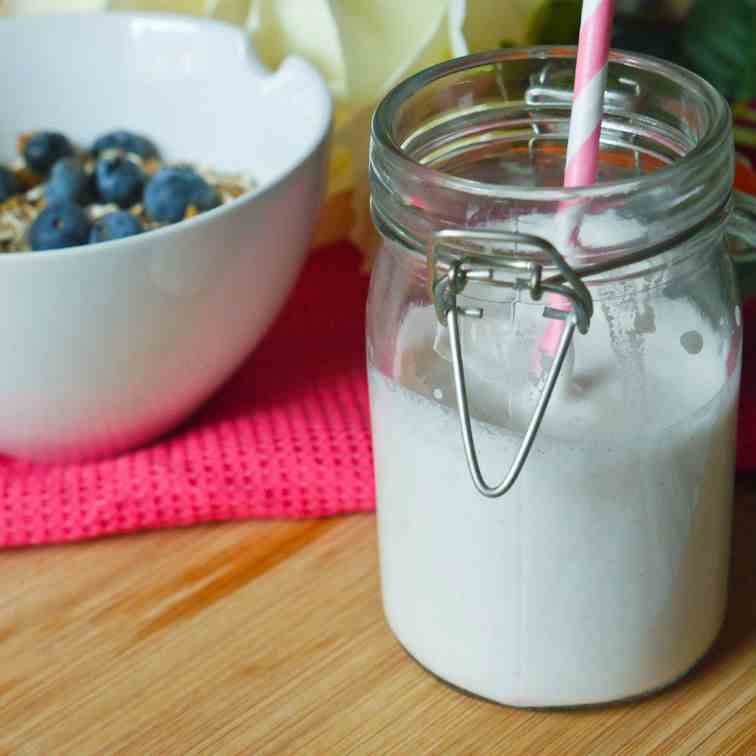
0, 242, 373, 548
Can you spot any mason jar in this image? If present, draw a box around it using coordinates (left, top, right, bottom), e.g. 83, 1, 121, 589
367, 47, 756, 708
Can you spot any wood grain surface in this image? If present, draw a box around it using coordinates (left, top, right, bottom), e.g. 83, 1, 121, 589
0, 478, 755, 755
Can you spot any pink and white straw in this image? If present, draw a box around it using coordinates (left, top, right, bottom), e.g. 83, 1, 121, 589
532, 0, 614, 375
564, 0, 614, 189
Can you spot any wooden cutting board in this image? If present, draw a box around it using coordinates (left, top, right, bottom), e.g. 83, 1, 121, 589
0, 479, 755, 755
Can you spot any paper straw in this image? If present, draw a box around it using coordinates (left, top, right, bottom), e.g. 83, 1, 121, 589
531, 0, 614, 377
564, 0, 614, 188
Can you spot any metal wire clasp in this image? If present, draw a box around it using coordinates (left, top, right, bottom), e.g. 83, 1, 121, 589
525, 62, 641, 111
429, 228, 593, 498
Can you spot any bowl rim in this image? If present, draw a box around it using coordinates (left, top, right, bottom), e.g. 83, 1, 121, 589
0, 11, 333, 263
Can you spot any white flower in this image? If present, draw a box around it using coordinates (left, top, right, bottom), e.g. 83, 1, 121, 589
2, 0, 109, 11
1, 0, 249, 17
247, 0, 544, 250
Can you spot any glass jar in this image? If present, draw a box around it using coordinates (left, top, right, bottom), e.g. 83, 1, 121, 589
367, 48, 756, 708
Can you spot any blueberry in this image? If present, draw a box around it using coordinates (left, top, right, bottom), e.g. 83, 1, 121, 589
22, 131, 74, 175
0, 166, 22, 202
45, 157, 93, 205
190, 181, 222, 212
89, 211, 143, 243
144, 165, 221, 223
95, 155, 144, 208
28, 202, 90, 251
92, 130, 159, 160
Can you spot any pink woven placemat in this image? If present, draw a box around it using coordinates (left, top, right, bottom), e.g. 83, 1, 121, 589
0, 242, 374, 548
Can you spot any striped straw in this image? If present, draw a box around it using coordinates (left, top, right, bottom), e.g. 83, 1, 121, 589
531, 0, 614, 377
564, 0, 614, 189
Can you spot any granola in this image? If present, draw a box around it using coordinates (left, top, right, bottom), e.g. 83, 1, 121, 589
1, 130, 255, 253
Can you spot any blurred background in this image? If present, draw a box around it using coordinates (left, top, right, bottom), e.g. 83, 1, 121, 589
3, 0, 754, 249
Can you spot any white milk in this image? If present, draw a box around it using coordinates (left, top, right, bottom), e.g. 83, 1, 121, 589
369, 225, 739, 707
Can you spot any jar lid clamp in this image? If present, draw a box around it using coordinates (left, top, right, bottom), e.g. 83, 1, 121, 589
426, 195, 732, 497
429, 227, 592, 498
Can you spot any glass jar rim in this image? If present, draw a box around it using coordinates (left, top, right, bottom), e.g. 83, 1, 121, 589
371, 46, 731, 202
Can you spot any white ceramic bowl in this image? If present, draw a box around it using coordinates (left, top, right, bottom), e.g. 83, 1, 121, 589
0, 12, 331, 462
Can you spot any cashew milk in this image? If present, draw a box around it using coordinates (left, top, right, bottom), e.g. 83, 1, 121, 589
369, 243, 738, 707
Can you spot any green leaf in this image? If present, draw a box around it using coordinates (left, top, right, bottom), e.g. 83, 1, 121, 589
526, 0, 581, 45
